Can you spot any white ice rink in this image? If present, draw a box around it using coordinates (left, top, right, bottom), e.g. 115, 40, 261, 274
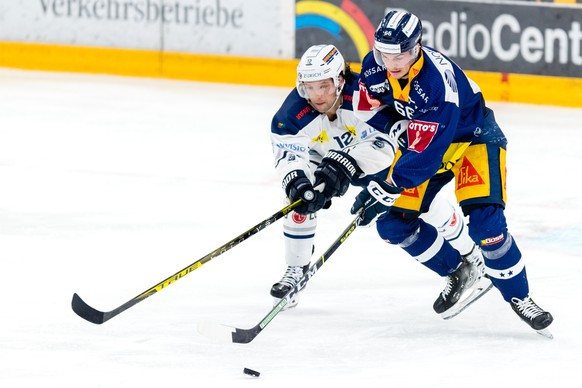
1, 68, 581, 387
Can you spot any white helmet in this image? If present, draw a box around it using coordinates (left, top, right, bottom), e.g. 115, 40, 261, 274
296, 44, 345, 99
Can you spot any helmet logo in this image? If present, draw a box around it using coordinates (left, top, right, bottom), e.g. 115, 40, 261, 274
322, 47, 338, 64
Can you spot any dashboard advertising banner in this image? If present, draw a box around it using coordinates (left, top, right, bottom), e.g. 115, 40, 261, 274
295, 0, 582, 77
0, 0, 295, 58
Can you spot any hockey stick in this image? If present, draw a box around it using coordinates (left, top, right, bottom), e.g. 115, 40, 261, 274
197, 211, 360, 344
71, 199, 302, 324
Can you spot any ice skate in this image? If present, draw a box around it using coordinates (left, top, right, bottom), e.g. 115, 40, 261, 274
270, 265, 309, 309
463, 245, 487, 280
433, 252, 493, 319
511, 296, 554, 339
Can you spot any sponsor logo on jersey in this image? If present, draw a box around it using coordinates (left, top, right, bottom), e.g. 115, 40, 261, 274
372, 139, 385, 148
296, 106, 312, 120
363, 65, 386, 78
481, 233, 504, 246
401, 187, 420, 198
369, 81, 389, 94
412, 81, 429, 104
406, 120, 438, 153
357, 81, 382, 110
449, 211, 458, 227
312, 130, 329, 144
274, 143, 307, 152
292, 212, 307, 224
457, 157, 484, 189
345, 125, 356, 137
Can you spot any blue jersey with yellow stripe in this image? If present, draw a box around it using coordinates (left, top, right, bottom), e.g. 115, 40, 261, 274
354, 46, 487, 189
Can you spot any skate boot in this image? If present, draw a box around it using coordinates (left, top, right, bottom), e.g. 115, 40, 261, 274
511, 296, 554, 338
270, 265, 309, 309
433, 253, 493, 319
463, 245, 487, 280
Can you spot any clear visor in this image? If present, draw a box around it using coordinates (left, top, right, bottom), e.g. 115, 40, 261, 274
373, 48, 385, 67
373, 46, 418, 68
296, 77, 343, 99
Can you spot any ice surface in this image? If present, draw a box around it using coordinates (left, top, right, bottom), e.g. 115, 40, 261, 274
1, 68, 581, 387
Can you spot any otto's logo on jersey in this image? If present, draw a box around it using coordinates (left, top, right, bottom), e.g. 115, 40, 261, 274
457, 157, 484, 189
481, 233, 504, 246
406, 120, 438, 153
357, 81, 381, 110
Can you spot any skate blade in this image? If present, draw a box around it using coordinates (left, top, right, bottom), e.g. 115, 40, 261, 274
536, 328, 554, 339
273, 295, 299, 310
441, 277, 494, 320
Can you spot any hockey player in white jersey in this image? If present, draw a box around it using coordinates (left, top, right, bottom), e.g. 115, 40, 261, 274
270, 44, 491, 310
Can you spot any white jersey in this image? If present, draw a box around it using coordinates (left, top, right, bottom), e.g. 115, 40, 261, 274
271, 74, 403, 182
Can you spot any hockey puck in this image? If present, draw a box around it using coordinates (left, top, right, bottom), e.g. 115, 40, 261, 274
243, 367, 260, 377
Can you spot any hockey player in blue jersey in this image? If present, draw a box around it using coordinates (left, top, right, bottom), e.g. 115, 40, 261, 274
270, 44, 488, 310
352, 10, 553, 336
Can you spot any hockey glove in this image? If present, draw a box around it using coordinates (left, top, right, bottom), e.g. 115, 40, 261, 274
283, 170, 328, 215
350, 179, 403, 227
314, 150, 362, 199
386, 119, 409, 149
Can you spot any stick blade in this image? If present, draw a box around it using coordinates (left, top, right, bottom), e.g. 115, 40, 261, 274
71, 293, 106, 324
197, 321, 260, 344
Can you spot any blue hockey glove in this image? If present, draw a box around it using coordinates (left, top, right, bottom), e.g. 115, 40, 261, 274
314, 150, 361, 199
283, 170, 328, 215
350, 179, 403, 226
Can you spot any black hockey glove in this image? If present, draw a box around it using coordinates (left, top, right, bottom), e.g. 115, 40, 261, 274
314, 150, 362, 199
283, 170, 328, 215
350, 179, 403, 227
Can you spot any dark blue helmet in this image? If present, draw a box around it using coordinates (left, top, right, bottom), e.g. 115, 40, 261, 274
373, 10, 422, 62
